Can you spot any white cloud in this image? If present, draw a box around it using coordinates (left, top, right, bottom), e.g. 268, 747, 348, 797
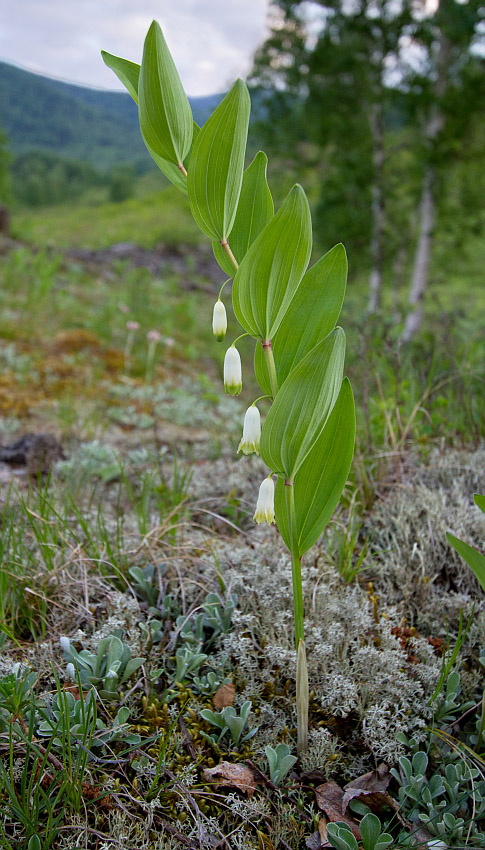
0, 0, 269, 95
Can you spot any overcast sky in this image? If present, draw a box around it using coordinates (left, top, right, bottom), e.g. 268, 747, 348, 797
0, 1, 269, 96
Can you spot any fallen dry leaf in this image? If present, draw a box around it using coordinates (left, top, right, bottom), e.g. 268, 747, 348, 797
315, 781, 361, 839
342, 763, 398, 814
305, 819, 330, 850
213, 682, 235, 710
202, 762, 257, 797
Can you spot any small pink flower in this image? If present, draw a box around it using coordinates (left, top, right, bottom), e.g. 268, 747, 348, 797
164, 337, 175, 348
126, 321, 140, 331
147, 330, 162, 342
118, 302, 130, 314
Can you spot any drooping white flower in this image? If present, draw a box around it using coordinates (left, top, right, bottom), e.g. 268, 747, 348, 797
238, 405, 261, 455
212, 299, 227, 341
224, 345, 242, 395
253, 476, 275, 525
66, 663, 76, 680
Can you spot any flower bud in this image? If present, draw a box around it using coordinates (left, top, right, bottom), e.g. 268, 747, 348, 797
212, 299, 227, 341
59, 636, 70, 654
224, 346, 242, 395
253, 476, 275, 525
66, 663, 76, 680
238, 405, 261, 455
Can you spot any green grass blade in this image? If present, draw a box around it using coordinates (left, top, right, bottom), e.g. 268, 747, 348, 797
233, 183, 312, 340
254, 243, 347, 394
138, 20, 193, 165
260, 328, 346, 480
275, 378, 355, 555
187, 79, 250, 241
446, 531, 485, 592
212, 150, 274, 275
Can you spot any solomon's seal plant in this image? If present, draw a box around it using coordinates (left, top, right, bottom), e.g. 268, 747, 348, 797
103, 20, 356, 752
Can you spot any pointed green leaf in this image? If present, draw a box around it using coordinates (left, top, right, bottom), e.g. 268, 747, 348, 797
254, 243, 347, 396
101, 47, 197, 192
260, 328, 345, 480
474, 493, 485, 514
138, 21, 193, 165
232, 184, 312, 341
213, 151, 274, 276
187, 79, 250, 242
275, 378, 355, 556
101, 50, 140, 102
446, 531, 485, 592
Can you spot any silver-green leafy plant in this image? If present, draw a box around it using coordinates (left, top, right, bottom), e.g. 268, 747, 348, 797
102, 21, 356, 752
200, 700, 256, 748
264, 742, 297, 786
327, 813, 393, 850
60, 633, 144, 701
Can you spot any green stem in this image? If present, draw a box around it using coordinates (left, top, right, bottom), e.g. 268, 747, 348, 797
285, 480, 308, 752
285, 482, 304, 645
220, 240, 238, 273
263, 341, 279, 399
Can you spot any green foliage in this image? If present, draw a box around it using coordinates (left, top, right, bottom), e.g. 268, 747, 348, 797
446, 493, 485, 592
60, 632, 145, 700
327, 813, 392, 850
138, 21, 193, 167
212, 150, 274, 275
260, 330, 345, 480
187, 79, 250, 242
200, 700, 256, 748
264, 742, 297, 786
274, 377, 356, 557
12, 150, 103, 207
232, 183, 312, 341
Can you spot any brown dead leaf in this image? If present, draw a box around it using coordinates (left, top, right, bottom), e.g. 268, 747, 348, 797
202, 762, 257, 797
315, 781, 361, 840
213, 682, 235, 710
342, 763, 397, 815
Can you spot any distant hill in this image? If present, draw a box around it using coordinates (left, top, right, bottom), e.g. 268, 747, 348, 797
0, 61, 224, 171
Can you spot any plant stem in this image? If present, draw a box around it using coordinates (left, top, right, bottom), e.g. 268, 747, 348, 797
263, 341, 279, 399
285, 480, 309, 753
285, 482, 304, 645
220, 240, 238, 273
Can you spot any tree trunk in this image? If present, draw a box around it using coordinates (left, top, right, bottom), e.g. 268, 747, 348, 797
367, 104, 385, 315
400, 14, 450, 343
400, 167, 435, 343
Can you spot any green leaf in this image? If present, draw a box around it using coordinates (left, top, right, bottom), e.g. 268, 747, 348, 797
260, 328, 345, 481
446, 531, 485, 593
212, 151, 274, 276
232, 184, 312, 340
275, 378, 355, 556
474, 493, 485, 514
101, 46, 197, 192
101, 50, 140, 102
254, 243, 347, 396
138, 20, 193, 165
359, 813, 381, 850
187, 79, 250, 242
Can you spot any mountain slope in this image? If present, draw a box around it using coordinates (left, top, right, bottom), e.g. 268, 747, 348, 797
0, 62, 223, 171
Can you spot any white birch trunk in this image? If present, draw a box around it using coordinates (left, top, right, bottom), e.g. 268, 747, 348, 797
400, 168, 435, 343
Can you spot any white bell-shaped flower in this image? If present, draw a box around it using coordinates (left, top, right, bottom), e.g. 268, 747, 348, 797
212, 299, 227, 341
224, 345, 242, 395
253, 476, 275, 525
238, 405, 261, 455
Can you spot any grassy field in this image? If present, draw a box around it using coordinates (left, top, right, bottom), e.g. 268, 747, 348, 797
0, 185, 484, 849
